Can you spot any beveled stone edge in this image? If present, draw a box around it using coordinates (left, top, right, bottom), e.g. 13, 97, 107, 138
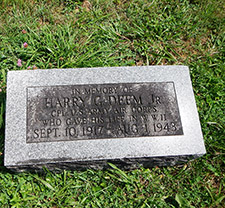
5, 154, 205, 172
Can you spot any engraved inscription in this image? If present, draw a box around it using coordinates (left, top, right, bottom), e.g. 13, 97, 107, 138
27, 82, 183, 143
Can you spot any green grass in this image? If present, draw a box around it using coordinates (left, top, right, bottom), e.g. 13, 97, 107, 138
0, 0, 224, 207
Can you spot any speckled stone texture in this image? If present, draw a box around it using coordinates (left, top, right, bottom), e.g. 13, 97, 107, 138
4, 66, 206, 172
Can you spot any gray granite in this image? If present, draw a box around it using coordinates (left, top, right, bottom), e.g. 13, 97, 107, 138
4, 66, 206, 172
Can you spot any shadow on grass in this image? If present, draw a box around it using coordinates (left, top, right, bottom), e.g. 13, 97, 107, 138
0, 91, 7, 173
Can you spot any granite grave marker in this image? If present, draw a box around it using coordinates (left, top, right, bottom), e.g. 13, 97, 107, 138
4, 66, 206, 171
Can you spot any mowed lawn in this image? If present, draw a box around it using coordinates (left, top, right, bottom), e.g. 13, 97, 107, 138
0, 0, 224, 207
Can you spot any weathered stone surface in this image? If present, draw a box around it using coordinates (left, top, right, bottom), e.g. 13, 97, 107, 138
4, 66, 206, 171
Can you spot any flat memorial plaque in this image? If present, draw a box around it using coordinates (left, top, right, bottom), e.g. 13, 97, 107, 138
27, 82, 183, 143
5, 66, 206, 171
